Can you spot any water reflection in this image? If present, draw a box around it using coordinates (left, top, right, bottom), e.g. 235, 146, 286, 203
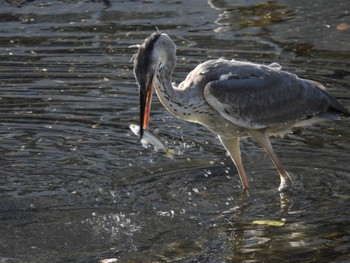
5, 0, 112, 8
0, 0, 349, 262
209, 0, 295, 33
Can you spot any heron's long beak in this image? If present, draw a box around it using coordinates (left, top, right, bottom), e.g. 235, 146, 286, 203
139, 77, 153, 138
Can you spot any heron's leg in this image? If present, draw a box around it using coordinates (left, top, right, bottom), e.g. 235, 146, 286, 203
218, 136, 249, 189
248, 130, 293, 191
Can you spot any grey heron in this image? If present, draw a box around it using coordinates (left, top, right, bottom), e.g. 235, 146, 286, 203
132, 32, 350, 191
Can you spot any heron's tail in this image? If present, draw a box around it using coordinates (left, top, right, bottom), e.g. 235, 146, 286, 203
327, 97, 350, 117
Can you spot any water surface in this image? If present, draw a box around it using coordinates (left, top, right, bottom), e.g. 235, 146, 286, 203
0, 0, 349, 262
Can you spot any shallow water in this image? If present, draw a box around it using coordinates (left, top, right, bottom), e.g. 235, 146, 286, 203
0, 0, 350, 262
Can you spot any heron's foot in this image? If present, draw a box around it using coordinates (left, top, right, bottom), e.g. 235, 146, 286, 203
278, 177, 293, 193
240, 187, 250, 200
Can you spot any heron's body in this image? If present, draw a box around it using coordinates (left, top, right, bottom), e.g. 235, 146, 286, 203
132, 32, 350, 191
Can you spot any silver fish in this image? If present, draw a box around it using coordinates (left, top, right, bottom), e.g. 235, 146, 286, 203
129, 124, 174, 159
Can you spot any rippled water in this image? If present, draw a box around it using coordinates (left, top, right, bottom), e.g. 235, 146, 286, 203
0, 0, 349, 262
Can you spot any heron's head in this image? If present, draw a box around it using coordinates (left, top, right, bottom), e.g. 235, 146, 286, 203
131, 32, 176, 138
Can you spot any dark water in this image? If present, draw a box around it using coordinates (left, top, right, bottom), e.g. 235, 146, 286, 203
0, 0, 350, 262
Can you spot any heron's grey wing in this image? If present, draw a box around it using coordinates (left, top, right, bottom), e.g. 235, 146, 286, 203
204, 72, 333, 129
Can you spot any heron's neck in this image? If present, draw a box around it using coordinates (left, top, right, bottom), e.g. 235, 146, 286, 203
153, 57, 188, 117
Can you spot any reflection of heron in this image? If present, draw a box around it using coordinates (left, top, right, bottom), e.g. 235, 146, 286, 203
131, 32, 350, 191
